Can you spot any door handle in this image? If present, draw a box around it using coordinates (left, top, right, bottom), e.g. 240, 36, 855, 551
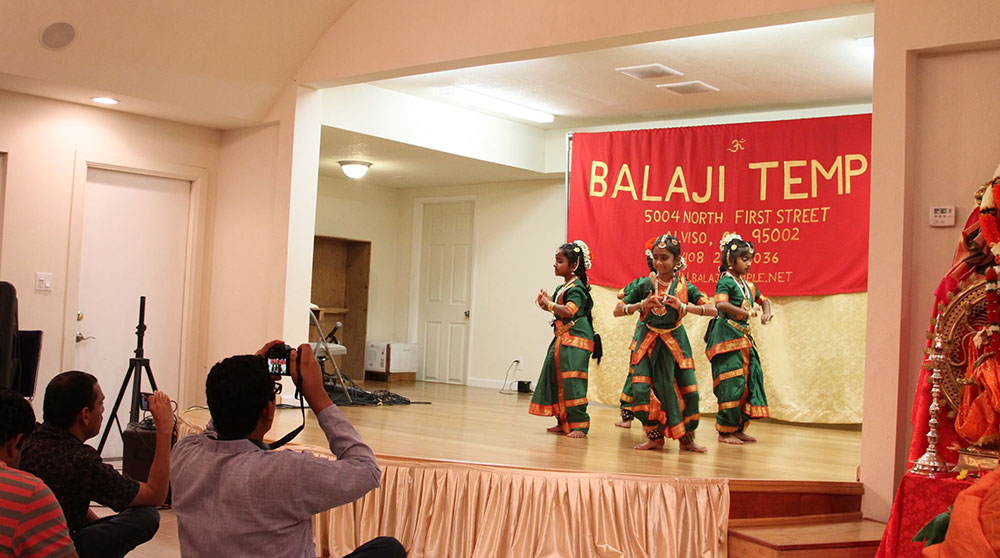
464, 310, 470, 318
75, 332, 95, 343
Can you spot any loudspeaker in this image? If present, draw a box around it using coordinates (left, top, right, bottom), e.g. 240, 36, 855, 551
122, 423, 175, 503
517, 380, 532, 393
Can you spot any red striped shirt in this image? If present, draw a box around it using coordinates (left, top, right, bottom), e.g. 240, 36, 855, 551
0, 464, 75, 558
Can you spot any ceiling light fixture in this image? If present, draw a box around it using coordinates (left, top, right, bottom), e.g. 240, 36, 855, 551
439, 86, 554, 124
856, 36, 874, 58
91, 97, 119, 105
338, 160, 372, 179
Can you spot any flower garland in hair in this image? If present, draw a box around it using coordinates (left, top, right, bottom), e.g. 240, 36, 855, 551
572, 239, 593, 270
719, 232, 744, 251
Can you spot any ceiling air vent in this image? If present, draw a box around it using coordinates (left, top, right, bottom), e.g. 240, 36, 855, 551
656, 80, 720, 95
615, 63, 683, 80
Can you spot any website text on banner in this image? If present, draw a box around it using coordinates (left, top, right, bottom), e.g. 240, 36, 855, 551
567, 115, 871, 297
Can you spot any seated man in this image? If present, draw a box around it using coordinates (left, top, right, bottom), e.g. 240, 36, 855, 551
171, 341, 405, 558
20, 372, 172, 558
0, 388, 77, 558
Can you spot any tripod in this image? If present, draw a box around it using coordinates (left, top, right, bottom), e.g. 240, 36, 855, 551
309, 309, 352, 403
97, 296, 158, 455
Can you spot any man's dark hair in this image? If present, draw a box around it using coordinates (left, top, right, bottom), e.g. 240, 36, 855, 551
0, 388, 35, 445
43, 371, 98, 429
206, 355, 275, 439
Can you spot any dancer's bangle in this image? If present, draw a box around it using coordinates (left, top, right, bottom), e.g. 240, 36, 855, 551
679, 304, 687, 317
546, 300, 556, 312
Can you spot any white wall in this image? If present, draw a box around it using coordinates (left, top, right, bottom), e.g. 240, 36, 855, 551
314, 176, 566, 386
0, 90, 220, 410
862, 0, 1000, 520
314, 175, 403, 343
205, 124, 284, 373
395, 180, 566, 386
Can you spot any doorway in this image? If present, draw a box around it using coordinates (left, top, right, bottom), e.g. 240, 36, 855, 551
72, 167, 191, 457
416, 201, 474, 384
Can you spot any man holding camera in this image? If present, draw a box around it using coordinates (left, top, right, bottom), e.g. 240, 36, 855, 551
20, 372, 172, 558
170, 341, 405, 557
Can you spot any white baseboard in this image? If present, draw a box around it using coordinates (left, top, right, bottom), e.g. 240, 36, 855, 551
466, 377, 528, 391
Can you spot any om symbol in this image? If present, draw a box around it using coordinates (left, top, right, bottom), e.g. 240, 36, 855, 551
726, 138, 747, 153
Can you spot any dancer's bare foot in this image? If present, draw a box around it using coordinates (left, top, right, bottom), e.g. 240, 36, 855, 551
546, 424, 563, 433
718, 434, 744, 445
566, 430, 586, 438
614, 419, 632, 428
634, 438, 665, 450
680, 439, 708, 453
734, 431, 757, 443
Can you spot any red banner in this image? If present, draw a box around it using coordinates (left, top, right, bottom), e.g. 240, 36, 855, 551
567, 114, 870, 296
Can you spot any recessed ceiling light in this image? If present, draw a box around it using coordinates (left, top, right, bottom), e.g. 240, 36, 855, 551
91, 97, 119, 105
656, 81, 720, 95
439, 86, 554, 124
615, 63, 683, 80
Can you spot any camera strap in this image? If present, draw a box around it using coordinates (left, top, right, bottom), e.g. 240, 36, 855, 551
266, 386, 305, 450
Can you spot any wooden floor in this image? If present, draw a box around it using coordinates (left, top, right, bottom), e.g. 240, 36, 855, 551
185, 380, 862, 482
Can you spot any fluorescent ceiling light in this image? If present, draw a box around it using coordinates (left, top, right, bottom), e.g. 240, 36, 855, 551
338, 160, 371, 179
856, 36, 874, 58
91, 97, 119, 105
439, 86, 554, 124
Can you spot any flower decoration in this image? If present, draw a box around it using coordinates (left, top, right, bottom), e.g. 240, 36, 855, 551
674, 255, 687, 272
573, 239, 592, 270
977, 174, 1000, 351
720, 232, 743, 251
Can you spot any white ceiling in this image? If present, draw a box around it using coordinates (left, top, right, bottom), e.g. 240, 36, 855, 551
0, 0, 355, 128
319, 126, 556, 186
0, 5, 872, 188
371, 13, 873, 130
323, 13, 873, 187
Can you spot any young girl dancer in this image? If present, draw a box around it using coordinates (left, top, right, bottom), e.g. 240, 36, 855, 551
614, 234, 716, 452
705, 233, 773, 445
529, 240, 596, 438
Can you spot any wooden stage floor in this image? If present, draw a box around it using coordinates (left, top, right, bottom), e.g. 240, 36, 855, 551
183, 380, 861, 483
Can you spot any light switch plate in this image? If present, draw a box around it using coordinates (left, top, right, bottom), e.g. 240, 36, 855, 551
35, 272, 54, 292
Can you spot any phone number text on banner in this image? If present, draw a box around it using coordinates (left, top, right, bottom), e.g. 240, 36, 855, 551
567, 114, 871, 297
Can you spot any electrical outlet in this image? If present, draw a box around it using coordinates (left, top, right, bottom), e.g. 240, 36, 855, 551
514, 357, 523, 371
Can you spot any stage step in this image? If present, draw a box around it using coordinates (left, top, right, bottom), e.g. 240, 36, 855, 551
728, 519, 885, 558
729, 480, 864, 521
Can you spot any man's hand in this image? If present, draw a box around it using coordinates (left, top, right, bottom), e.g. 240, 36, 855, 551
147, 391, 173, 432
256, 339, 285, 358
289, 343, 333, 414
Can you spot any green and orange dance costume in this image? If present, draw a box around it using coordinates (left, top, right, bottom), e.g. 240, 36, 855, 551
529, 277, 594, 435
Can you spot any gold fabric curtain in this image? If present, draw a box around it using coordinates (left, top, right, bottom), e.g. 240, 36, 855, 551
177, 418, 729, 557
589, 286, 867, 424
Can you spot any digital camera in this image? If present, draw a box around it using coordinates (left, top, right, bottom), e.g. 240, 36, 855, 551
265, 343, 293, 376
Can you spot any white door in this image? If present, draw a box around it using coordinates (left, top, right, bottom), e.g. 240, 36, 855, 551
74, 168, 190, 458
418, 202, 474, 383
